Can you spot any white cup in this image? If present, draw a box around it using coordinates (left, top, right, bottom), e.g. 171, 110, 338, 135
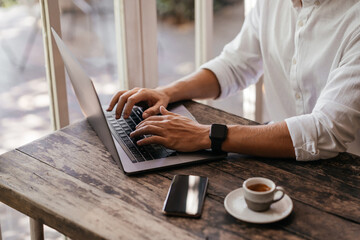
242, 177, 285, 212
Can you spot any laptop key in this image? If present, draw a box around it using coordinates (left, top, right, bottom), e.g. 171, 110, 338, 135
128, 146, 139, 154
130, 114, 142, 124
123, 127, 131, 135
125, 118, 133, 124
134, 108, 143, 118
119, 133, 127, 139
129, 157, 138, 164
128, 122, 136, 130
133, 153, 145, 162
138, 146, 153, 160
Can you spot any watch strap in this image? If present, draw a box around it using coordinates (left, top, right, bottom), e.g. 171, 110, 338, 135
211, 138, 224, 153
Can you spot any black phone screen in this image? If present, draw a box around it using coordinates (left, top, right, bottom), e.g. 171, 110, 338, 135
162, 175, 208, 217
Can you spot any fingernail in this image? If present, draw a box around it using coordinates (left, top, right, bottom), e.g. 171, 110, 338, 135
143, 112, 149, 119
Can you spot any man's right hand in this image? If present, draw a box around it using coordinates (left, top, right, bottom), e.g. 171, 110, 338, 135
106, 87, 171, 119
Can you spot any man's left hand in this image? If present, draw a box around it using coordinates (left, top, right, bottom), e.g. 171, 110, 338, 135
130, 106, 211, 152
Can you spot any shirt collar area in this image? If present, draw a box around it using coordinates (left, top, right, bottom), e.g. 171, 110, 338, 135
291, 0, 324, 8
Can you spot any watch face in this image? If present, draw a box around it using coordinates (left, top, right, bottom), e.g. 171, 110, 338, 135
210, 124, 228, 140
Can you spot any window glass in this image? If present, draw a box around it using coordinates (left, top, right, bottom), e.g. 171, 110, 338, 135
157, 0, 195, 86
0, 0, 50, 154
213, 0, 244, 56
211, 0, 245, 117
60, 0, 118, 123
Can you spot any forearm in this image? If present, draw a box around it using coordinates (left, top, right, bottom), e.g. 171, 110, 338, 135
212, 122, 295, 158
158, 68, 221, 103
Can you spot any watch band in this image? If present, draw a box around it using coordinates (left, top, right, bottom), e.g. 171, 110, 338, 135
211, 138, 224, 153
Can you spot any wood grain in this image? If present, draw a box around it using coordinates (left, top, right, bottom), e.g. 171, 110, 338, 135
0, 151, 201, 240
16, 128, 302, 240
257, 153, 360, 190
19, 120, 360, 239
1, 101, 359, 240
208, 157, 360, 223
182, 101, 259, 126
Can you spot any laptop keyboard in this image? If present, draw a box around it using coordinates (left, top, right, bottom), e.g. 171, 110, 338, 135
105, 106, 175, 163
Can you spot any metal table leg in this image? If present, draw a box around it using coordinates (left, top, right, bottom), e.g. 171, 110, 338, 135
30, 218, 44, 240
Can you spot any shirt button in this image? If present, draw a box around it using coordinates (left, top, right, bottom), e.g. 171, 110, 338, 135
292, 58, 297, 65
298, 20, 304, 27
315, 1, 320, 6
295, 92, 301, 100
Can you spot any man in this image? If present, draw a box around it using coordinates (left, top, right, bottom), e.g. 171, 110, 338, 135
107, 0, 360, 161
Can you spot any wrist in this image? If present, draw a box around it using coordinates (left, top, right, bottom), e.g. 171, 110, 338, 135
156, 85, 176, 103
200, 125, 211, 150
157, 78, 191, 103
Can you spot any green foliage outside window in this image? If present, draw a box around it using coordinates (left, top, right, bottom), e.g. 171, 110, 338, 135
0, 0, 242, 22
157, 0, 243, 24
0, 0, 18, 8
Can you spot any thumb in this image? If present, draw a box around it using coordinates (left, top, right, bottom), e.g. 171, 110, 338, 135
143, 104, 162, 118
160, 106, 176, 116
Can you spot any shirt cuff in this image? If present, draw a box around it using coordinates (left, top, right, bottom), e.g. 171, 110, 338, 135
285, 114, 321, 161
200, 58, 236, 99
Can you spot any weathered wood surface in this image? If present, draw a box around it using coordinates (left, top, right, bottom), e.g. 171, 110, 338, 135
0, 101, 359, 240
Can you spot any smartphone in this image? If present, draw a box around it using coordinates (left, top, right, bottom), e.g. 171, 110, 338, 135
162, 175, 208, 218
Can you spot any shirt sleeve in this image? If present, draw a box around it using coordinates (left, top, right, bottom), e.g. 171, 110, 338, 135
200, 1, 264, 99
285, 29, 360, 161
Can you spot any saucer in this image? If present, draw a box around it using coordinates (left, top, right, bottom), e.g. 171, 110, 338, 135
224, 188, 293, 224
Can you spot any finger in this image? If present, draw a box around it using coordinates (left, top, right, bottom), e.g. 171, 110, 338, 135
107, 91, 126, 111
123, 90, 149, 118
160, 106, 176, 116
138, 115, 166, 125
130, 125, 164, 138
137, 136, 166, 146
142, 103, 163, 119
136, 119, 166, 130
115, 89, 139, 118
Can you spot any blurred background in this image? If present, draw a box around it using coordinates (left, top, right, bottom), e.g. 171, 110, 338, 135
0, 0, 244, 239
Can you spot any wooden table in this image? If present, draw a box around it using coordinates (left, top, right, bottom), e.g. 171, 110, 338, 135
1, 101, 359, 240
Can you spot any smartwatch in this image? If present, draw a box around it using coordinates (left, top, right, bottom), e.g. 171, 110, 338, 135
209, 124, 228, 153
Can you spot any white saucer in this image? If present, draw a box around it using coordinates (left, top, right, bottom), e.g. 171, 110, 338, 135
224, 188, 293, 224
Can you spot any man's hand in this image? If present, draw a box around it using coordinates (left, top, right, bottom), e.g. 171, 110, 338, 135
130, 106, 211, 152
107, 87, 171, 119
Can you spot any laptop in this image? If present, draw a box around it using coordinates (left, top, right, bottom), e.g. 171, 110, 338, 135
51, 28, 225, 174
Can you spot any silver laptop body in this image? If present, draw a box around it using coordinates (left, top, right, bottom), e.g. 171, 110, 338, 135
52, 28, 224, 174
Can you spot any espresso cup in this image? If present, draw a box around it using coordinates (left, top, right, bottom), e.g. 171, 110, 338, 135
242, 177, 285, 212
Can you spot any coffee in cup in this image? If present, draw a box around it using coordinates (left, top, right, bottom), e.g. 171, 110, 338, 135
243, 177, 285, 212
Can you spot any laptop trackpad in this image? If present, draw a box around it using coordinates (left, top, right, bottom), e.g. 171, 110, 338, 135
168, 104, 197, 122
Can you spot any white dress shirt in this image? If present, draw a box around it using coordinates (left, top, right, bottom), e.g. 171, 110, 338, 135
202, 0, 360, 160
